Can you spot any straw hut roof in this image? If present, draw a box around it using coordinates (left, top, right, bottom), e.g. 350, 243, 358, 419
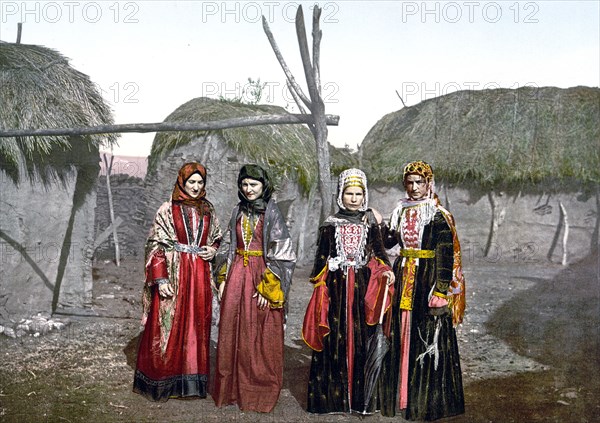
148, 97, 319, 193
360, 86, 600, 190
0, 43, 116, 183
330, 144, 359, 176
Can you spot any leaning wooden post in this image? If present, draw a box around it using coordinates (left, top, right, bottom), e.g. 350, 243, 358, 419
559, 201, 569, 266
103, 153, 120, 266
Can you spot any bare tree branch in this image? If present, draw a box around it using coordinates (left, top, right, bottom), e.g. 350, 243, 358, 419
312, 7, 322, 92
295, 7, 320, 105
262, 16, 311, 109
286, 82, 309, 115
396, 90, 407, 108
0, 113, 340, 138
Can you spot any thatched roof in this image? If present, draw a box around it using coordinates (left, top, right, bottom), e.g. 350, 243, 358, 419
0, 43, 116, 182
360, 86, 600, 189
329, 144, 358, 176
148, 97, 319, 193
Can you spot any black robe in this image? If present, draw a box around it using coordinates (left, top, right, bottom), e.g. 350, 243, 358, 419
307, 213, 391, 414
380, 210, 465, 421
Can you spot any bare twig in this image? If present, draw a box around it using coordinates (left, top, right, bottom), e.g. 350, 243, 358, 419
109, 402, 128, 409
396, 90, 407, 107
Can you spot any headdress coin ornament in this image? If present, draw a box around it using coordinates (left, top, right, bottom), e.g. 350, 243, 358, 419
337, 168, 368, 211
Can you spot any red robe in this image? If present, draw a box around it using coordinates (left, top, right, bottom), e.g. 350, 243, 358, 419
134, 202, 219, 401
213, 215, 285, 412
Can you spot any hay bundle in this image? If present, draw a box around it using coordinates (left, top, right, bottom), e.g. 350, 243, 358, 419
149, 97, 319, 193
361, 86, 600, 190
0, 43, 116, 182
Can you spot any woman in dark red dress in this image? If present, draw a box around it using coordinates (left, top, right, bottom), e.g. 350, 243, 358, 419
213, 164, 296, 413
133, 162, 222, 401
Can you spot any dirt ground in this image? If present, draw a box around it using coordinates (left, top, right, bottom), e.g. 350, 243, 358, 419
0, 252, 598, 423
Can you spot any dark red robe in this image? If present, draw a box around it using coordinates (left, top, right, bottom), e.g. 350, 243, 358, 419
213, 215, 285, 412
134, 203, 216, 401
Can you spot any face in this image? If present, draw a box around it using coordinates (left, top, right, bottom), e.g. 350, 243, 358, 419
342, 186, 364, 211
184, 173, 205, 198
241, 178, 264, 201
404, 174, 430, 200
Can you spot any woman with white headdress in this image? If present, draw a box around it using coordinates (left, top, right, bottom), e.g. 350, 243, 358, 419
302, 168, 395, 414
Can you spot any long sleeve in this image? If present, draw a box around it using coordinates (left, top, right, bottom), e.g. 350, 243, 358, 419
381, 223, 400, 250
368, 223, 391, 267
433, 212, 454, 296
148, 249, 169, 283
310, 225, 333, 280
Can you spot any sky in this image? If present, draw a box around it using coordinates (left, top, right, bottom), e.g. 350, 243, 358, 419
1, 0, 598, 157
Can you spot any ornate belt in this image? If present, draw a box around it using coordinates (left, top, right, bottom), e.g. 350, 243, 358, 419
236, 248, 263, 266
400, 249, 435, 259
174, 243, 204, 255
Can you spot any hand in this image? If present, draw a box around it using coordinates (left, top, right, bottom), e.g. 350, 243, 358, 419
253, 291, 268, 310
158, 283, 174, 298
383, 270, 395, 286
218, 282, 225, 301
371, 208, 384, 225
199, 246, 216, 261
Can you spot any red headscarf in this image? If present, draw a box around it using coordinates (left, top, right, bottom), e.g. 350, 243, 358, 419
171, 162, 208, 213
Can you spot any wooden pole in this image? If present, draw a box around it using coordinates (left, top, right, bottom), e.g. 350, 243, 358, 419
559, 201, 569, 266
102, 153, 120, 266
0, 113, 339, 138
262, 5, 335, 223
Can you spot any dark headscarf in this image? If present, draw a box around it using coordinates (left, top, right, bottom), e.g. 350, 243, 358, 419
237, 164, 273, 214
172, 162, 208, 214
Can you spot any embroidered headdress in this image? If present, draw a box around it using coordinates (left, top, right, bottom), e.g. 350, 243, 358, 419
403, 160, 435, 198
336, 168, 368, 211
403, 160, 433, 182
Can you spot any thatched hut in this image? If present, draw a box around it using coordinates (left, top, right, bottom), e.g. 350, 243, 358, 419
143, 97, 323, 263
0, 43, 116, 326
360, 86, 599, 264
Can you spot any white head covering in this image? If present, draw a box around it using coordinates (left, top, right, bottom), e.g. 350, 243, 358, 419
336, 168, 368, 212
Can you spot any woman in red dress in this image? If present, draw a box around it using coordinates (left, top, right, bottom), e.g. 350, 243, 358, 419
133, 162, 222, 401
213, 164, 296, 413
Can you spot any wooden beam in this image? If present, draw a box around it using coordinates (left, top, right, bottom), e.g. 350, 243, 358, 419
0, 113, 340, 138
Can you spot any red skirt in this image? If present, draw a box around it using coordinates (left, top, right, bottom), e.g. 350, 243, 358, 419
213, 253, 284, 412
133, 254, 212, 401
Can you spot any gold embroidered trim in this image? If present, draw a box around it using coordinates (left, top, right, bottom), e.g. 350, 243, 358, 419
399, 248, 435, 259
235, 248, 263, 266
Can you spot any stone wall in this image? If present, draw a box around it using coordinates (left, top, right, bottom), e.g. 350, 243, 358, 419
368, 183, 599, 267
94, 174, 147, 262
0, 165, 97, 322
